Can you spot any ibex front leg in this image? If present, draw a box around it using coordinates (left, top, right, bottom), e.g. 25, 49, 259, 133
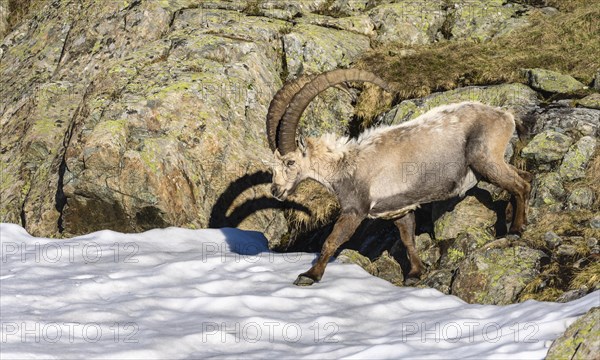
294, 213, 364, 286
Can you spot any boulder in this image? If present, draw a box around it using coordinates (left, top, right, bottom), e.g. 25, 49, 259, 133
440, 227, 495, 268
415, 232, 441, 267
577, 93, 600, 110
338, 249, 404, 285
529, 107, 599, 138
544, 231, 562, 249
371, 250, 404, 286
338, 249, 374, 271
0, 1, 290, 242
567, 187, 595, 210
559, 136, 597, 181
382, 83, 540, 125
524, 68, 586, 94
546, 307, 600, 360
521, 130, 573, 163
433, 195, 497, 241
0, 0, 8, 38
531, 172, 566, 207
452, 246, 547, 305
298, 13, 376, 36
420, 270, 453, 295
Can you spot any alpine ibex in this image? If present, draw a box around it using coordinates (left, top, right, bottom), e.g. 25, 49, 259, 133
267, 69, 531, 286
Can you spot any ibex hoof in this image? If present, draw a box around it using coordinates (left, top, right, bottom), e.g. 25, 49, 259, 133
508, 225, 526, 236
293, 275, 316, 286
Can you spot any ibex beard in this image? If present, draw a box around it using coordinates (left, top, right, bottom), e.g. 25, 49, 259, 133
266, 69, 532, 287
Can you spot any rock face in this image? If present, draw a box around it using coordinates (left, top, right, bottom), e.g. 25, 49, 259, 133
2, 0, 555, 241
1, 1, 292, 241
546, 307, 600, 360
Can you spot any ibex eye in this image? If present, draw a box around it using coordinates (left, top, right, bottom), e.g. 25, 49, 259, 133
286, 160, 295, 167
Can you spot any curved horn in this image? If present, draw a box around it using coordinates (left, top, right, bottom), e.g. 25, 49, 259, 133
277, 69, 392, 155
266, 75, 315, 152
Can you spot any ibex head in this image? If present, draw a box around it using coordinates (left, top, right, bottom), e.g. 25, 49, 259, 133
270, 139, 309, 201
266, 69, 391, 201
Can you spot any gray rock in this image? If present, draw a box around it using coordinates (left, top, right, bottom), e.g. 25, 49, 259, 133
421, 270, 453, 295
415, 232, 441, 267
282, 23, 371, 78
524, 68, 586, 94
0, 1, 291, 242
593, 70, 600, 91
544, 231, 562, 249
298, 13, 376, 36
382, 83, 540, 125
433, 195, 497, 241
588, 238, 599, 254
556, 288, 589, 303
338, 249, 374, 270
372, 251, 404, 286
441, 228, 495, 268
591, 216, 600, 229
521, 130, 573, 163
0, 0, 8, 38
530, 172, 566, 208
577, 93, 600, 110
319, 0, 369, 16
338, 249, 404, 286
559, 136, 597, 181
529, 107, 600, 138
567, 187, 595, 209
368, 2, 445, 44
450, 0, 525, 41
452, 246, 547, 305
557, 244, 577, 257
546, 307, 599, 360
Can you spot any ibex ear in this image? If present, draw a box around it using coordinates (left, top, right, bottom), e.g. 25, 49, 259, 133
274, 149, 282, 159
297, 136, 307, 156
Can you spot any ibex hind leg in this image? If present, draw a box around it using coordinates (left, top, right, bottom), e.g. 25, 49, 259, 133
392, 212, 424, 285
469, 149, 531, 235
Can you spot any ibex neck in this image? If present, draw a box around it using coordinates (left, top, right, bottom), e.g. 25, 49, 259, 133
305, 135, 357, 192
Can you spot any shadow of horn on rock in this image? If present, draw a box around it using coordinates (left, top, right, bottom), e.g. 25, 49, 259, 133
208, 170, 310, 229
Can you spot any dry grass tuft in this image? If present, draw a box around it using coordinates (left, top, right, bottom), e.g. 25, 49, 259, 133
6, 0, 36, 32
354, 83, 395, 128
523, 210, 599, 249
570, 261, 600, 290
284, 180, 339, 232
357, 3, 600, 101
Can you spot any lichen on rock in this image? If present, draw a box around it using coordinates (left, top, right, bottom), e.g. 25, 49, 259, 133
452, 246, 548, 305
546, 307, 600, 360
